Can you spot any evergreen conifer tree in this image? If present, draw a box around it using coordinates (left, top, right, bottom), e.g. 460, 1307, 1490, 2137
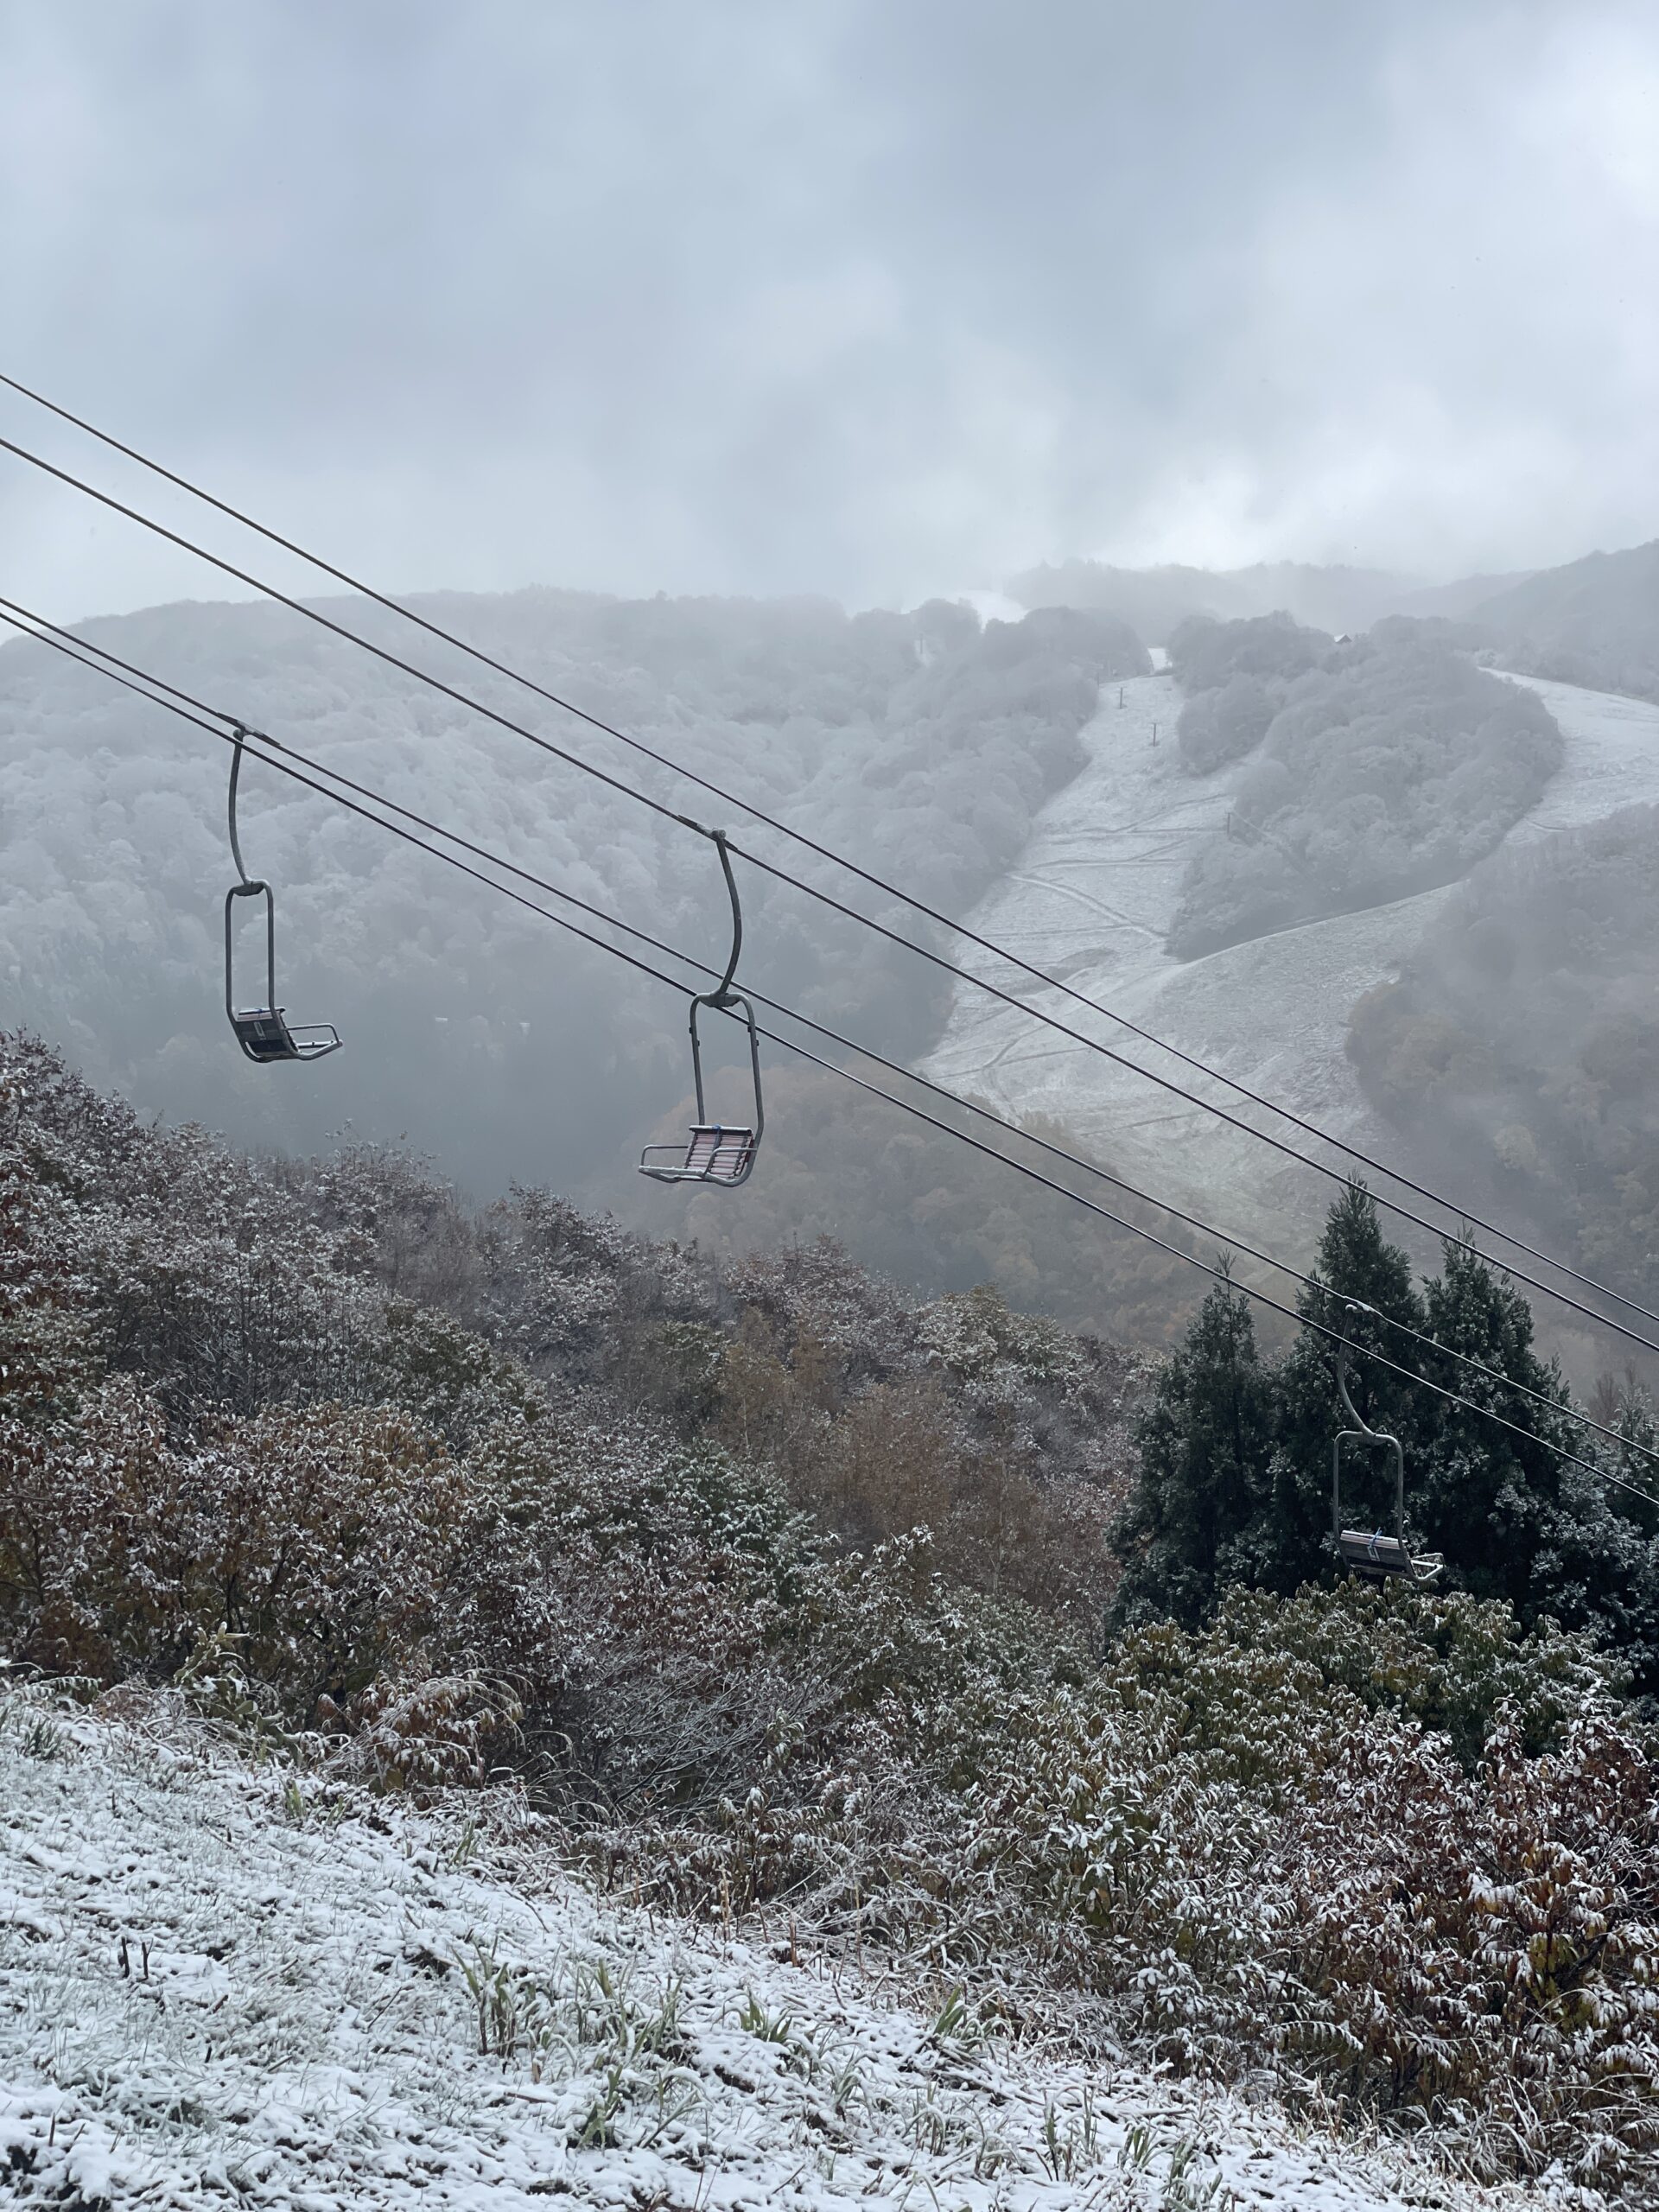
1108, 1185, 1659, 1678
1408, 1236, 1659, 1686
1252, 1182, 1427, 1592
1109, 1264, 1274, 1629
1415, 1232, 1567, 1608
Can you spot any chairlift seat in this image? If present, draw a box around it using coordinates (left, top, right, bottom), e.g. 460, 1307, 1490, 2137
1338, 1527, 1443, 1583
229, 1005, 342, 1065
223, 738, 343, 1071
639, 1123, 758, 1186
1331, 1304, 1440, 1587
638, 832, 764, 1194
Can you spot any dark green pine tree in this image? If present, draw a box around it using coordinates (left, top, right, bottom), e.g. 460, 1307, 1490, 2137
1254, 1180, 1429, 1592
1109, 1264, 1276, 1630
1417, 1231, 1580, 1611
1107, 1178, 1659, 1670
1414, 1270, 1659, 1690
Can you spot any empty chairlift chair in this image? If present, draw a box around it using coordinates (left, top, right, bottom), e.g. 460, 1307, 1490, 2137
223, 729, 342, 1064
1331, 1300, 1441, 1583
639, 829, 763, 1188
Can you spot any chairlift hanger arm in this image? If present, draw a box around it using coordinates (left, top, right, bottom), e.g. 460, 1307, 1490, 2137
1335, 1301, 1383, 1439
642, 824, 761, 1185
703, 830, 742, 1007
227, 726, 255, 888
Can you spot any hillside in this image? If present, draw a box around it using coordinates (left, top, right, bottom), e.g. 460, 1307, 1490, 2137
1007, 541, 1659, 710
1006, 556, 1430, 639
0, 588, 1143, 1213
1166, 630, 1561, 958
0, 1686, 1541, 2212
924, 654, 1659, 1283
9, 1033, 1659, 2199
1471, 540, 1659, 703
1349, 799, 1659, 1306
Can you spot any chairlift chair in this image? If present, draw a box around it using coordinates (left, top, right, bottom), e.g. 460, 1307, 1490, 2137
639, 829, 763, 1188
1331, 1300, 1441, 1584
223, 730, 342, 1065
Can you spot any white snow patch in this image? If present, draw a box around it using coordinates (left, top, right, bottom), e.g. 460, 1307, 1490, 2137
0, 1688, 1535, 2210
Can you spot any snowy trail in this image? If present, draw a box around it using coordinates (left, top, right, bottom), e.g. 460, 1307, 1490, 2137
921, 670, 1659, 1257
0, 1686, 1533, 2212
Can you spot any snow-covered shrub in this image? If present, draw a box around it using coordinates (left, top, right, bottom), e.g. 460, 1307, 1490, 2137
947, 1591, 1659, 2186
331, 1669, 524, 1791
367, 1298, 543, 1449
917, 1281, 1088, 1405
0, 1060, 95, 1423
0, 1388, 474, 1707
1273, 1707, 1659, 2184
9, 1031, 1659, 2186
1157, 1580, 1619, 1767
0, 1375, 185, 1679
2, 1034, 384, 1421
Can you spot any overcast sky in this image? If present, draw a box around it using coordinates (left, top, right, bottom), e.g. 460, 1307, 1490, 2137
2, 0, 1655, 622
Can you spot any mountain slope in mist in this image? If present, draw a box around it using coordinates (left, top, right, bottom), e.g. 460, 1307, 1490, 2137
1009, 540, 1659, 709
1166, 627, 1562, 957
1471, 539, 1659, 703
924, 654, 1659, 1300
0, 589, 1143, 1206
1350, 798, 1659, 1307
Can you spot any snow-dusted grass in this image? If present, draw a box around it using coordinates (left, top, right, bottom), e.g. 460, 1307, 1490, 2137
0, 1681, 1536, 2212
923, 671, 1659, 1262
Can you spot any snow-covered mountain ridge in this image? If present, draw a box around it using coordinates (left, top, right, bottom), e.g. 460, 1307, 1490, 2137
0, 1681, 1538, 2212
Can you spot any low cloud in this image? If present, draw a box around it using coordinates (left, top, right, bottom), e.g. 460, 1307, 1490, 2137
0, 1, 1652, 621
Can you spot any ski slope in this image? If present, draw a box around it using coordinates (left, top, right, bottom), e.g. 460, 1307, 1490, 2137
0, 1683, 1537, 2212
922, 670, 1659, 1258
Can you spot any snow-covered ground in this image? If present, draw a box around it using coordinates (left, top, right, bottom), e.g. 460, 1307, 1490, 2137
922, 670, 1659, 1258
0, 1683, 1539, 2212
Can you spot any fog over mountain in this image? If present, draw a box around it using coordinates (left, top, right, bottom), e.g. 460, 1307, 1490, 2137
1165, 620, 1563, 957
1471, 542, 1659, 704
1351, 801, 1659, 1307
8, 537, 1656, 1344
1007, 560, 1541, 642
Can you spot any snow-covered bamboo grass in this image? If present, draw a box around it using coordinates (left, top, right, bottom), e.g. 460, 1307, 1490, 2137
1, 1680, 1545, 2212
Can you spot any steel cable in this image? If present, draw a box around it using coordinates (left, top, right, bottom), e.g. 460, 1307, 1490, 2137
3, 369, 1651, 1337
4, 424, 1659, 1368
5, 597, 1655, 1515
